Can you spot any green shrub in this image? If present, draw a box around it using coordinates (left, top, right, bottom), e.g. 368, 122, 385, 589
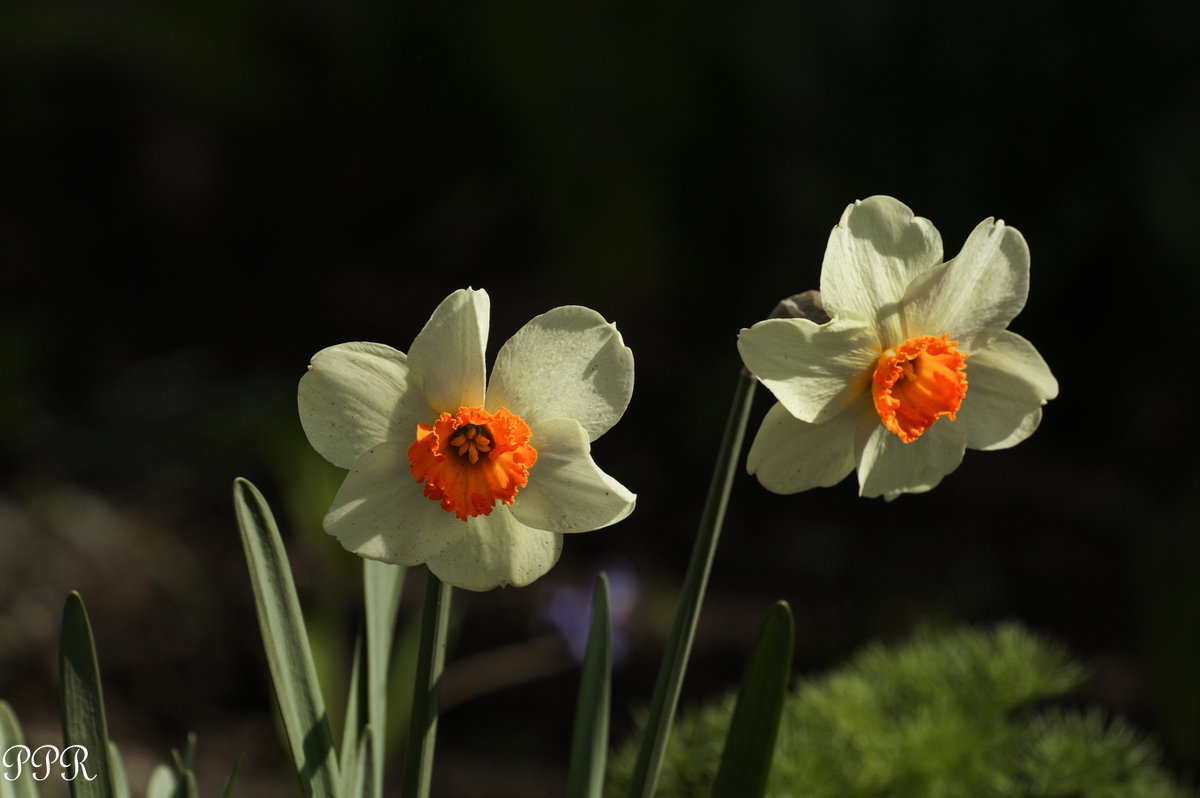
608, 623, 1194, 798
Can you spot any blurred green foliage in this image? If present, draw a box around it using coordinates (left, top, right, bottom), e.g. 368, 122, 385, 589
608, 623, 1194, 798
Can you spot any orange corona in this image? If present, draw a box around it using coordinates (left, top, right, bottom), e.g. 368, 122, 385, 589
872, 334, 968, 443
408, 406, 537, 520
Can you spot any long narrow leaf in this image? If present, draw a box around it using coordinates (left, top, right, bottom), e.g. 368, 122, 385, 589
220, 758, 242, 798
0, 701, 40, 798
339, 631, 367, 798
170, 737, 199, 798
711, 601, 794, 798
349, 726, 374, 798
626, 372, 758, 797
364, 559, 404, 798
178, 771, 199, 798
566, 573, 612, 798
107, 742, 129, 798
233, 477, 340, 798
401, 574, 452, 798
59, 592, 116, 798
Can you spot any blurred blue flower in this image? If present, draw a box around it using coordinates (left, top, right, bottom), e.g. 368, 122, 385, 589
539, 560, 638, 665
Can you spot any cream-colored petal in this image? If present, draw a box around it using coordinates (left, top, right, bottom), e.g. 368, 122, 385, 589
298, 342, 431, 469
820, 196, 944, 348
507, 417, 635, 533
737, 315, 879, 424
959, 331, 1057, 451
485, 305, 634, 442
425, 506, 564, 591
746, 398, 863, 494
407, 288, 489, 414
854, 413, 967, 500
900, 218, 1030, 352
323, 440, 467, 565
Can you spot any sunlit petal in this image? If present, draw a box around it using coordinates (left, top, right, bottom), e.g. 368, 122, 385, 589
425, 507, 564, 591
486, 305, 633, 441
747, 399, 862, 493
738, 315, 878, 424
821, 196, 943, 348
508, 417, 636, 533
901, 218, 1030, 352
407, 287, 490, 414
855, 411, 967, 500
324, 440, 467, 564
959, 331, 1058, 450
298, 342, 430, 469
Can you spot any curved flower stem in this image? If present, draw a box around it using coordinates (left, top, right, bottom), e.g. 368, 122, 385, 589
626, 367, 758, 798
402, 573, 453, 798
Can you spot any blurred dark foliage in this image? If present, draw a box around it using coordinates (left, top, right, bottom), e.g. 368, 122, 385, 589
2, 0, 1199, 795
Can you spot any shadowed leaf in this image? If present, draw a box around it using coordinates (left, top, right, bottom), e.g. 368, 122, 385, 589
712, 601, 794, 798
60, 592, 117, 798
566, 573, 612, 798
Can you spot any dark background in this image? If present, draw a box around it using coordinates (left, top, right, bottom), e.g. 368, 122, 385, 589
3, 0, 1199, 795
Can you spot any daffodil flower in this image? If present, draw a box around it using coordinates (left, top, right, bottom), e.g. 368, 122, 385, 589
299, 288, 636, 590
738, 196, 1057, 499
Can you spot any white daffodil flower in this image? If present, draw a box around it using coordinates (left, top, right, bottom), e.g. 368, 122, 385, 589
738, 196, 1057, 500
299, 288, 636, 590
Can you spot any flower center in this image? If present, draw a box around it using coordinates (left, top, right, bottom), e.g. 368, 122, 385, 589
871, 334, 968, 443
407, 406, 537, 520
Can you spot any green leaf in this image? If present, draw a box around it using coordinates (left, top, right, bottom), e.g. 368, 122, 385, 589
626, 372, 758, 798
107, 742, 129, 798
341, 560, 403, 798
349, 726, 374, 798
339, 632, 367, 798
176, 734, 196, 770
220, 758, 242, 798
59, 591, 117, 798
145, 765, 178, 798
711, 601, 794, 798
0, 700, 40, 798
233, 477, 341, 798
178, 768, 199, 798
170, 736, 199, 798
566, 573, 612, 798
401, 574, 452, 798
364, 559, 404, 798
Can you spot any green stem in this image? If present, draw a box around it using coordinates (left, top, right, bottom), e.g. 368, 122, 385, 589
402, 573, 453, 798
626, 368, 758, 798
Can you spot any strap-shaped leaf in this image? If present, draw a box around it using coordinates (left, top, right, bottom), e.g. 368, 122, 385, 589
233, 477, 340, 798
0, 701, 40, 798
627, 373, 758, 797
364, 559, 404, 798
340, 633, 367, 798
566, 573, 612, 798
170, 737, 199, 798
401, 575, 452, 798
219, 758, 242, 798
107, 742, 129, 798
176, 770, 199, 798
711, 601, 794, 798
348, 726, 374, 798
60, 592, 116, 798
